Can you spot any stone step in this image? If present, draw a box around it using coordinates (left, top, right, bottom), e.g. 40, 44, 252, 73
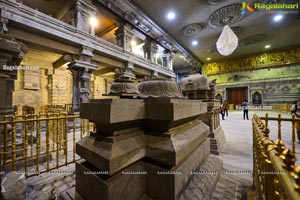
211, 170, 252, 200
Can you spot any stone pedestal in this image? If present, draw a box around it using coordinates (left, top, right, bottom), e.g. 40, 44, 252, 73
77, 97, 212, 200
179, 74, 226, 155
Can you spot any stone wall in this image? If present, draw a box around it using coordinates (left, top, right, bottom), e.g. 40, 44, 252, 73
13, 57, 116, 114
203, 64, 300, 105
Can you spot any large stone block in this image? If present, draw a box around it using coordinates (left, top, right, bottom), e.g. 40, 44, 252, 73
145, 120, 209, 166
80, 99, 145, 124
145, 99, 207, 122
76, 129, 146, 175
76, 160, 145, 200
145, 139, 211, 200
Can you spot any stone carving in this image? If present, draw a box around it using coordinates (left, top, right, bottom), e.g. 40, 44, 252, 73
23, 70, 40, 90
138, 79, 184, 98
109, 80, 139, 94
181, 23, 204, 36
208, 4, 244, 28
179, 74, 211, 91
227, 74, 250, 82
95, 0, 201, 67
206, 47, 300, 75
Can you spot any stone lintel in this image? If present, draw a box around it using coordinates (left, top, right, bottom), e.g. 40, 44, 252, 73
69, 60, 97, 71
80, 99, 145, 124
76, 131, 146, 175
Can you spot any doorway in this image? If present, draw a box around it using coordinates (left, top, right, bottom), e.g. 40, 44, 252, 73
226, 87, 248, 108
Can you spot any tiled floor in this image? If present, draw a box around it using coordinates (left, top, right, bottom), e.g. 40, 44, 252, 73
219, 110, 298, 181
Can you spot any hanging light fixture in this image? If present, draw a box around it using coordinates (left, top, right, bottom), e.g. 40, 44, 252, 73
216, 25, 238, 56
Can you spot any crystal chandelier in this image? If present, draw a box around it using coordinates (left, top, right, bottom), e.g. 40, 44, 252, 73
216, 25, 238, 56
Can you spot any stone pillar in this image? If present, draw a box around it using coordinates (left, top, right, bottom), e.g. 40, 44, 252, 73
143, 38, 158, 63
161, 50, 174, 70
0, 33, 28, 120
68, 47, 97, 112
71, 0, 97, 34
115, 23, 134, 52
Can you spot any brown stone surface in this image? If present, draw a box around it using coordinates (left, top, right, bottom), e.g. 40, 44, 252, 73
80, 99, 145, 124
76, 160, 145, 200
76, 130, 145, 175
145, 120, 209, 166
145, 139, 211, 200
145, 99, 207, 121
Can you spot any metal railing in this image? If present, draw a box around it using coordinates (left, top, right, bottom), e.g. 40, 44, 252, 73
252, 113, 300, 200
0, 112, 94, 178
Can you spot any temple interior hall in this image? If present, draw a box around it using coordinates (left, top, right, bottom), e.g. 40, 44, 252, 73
0, 0, 300, 199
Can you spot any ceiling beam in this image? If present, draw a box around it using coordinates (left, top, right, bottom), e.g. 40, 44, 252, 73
94, 67, 115, 76
8, 28, 79, 55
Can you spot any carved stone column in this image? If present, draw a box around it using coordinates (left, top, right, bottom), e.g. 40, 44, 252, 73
161, 50, 174, 70
0, 33, 28, 120
68, 47, 97, 112
143, 38, 158, 63
115, 23, 134, 52
71, 0, 97, 34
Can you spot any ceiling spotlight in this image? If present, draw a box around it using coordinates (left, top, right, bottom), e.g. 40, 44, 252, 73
192, 40, 198, 46
89, 16, 98, 27
167, 12, 176, 20
207, 57, 211, 61
273, 14, 283, 22
265, 44, 271, 49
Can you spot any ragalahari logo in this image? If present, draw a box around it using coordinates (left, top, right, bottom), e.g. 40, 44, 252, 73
241, 2, 254, 15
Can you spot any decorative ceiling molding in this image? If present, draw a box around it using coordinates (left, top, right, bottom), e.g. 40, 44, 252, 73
181, 23, 204, 37
208, 4, 244, 28
239, 34, 267, 47
94, 0, 202, 66
208, 0, 227, 5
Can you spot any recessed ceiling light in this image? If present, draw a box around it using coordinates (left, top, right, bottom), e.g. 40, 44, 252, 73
207, 57, 211, 61
192, 40, 198, 46
273, 14, 283, 22
265, 44, 271, 49
167, 12, 176, 20
89, 16, 98, 27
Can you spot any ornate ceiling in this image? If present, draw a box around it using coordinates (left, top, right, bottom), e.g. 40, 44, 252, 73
131, 0, 300, 63
19, 0, 300, 69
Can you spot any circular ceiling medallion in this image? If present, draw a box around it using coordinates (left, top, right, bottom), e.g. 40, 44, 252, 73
182, 23, 203, 36
208, 4, 244, 28
239, 34, 267, 47
208, 0, 227, 5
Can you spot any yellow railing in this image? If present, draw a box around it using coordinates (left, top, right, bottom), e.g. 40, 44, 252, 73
253, 113, 300, 200
273, 104, 292, 114
0, 113, 94, 178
